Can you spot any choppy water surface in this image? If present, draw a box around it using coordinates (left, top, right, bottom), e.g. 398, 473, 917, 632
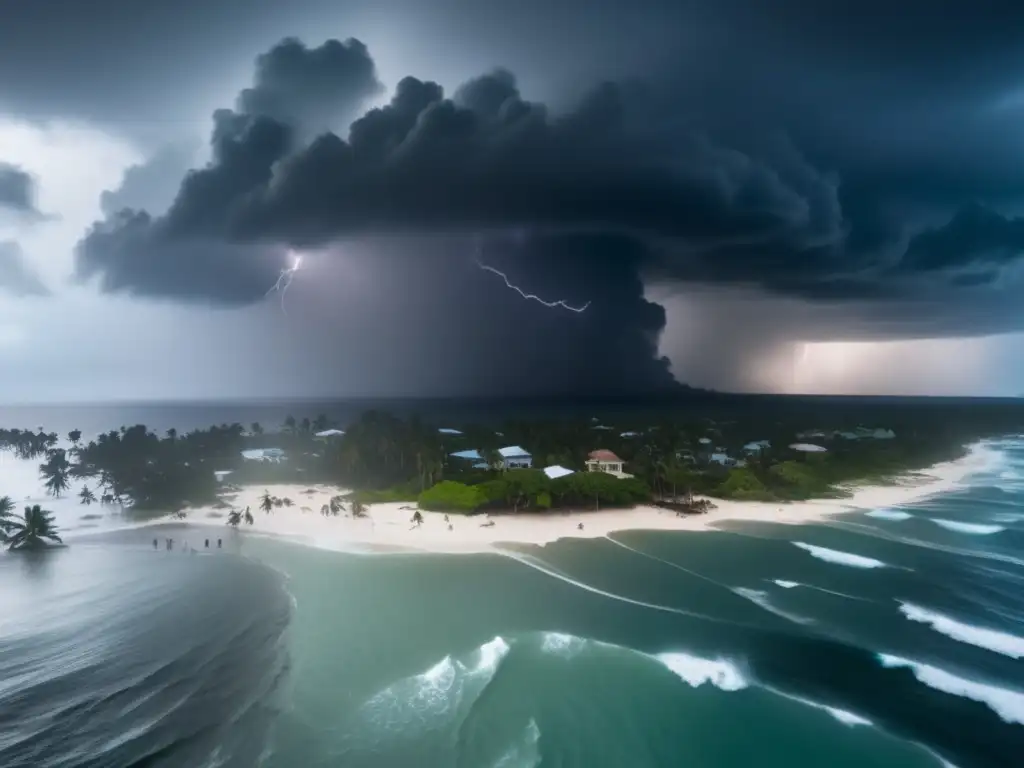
2, 436, 1024, 766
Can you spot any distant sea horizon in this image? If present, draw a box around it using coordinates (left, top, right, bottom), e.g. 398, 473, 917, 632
3, 393, 1023, 438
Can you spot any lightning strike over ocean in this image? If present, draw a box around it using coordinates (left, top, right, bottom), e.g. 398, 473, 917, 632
266, 252, 302, 314
475, 259, 591, 313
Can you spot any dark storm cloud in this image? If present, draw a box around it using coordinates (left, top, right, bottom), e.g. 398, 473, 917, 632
0, 163, 42, 217
29, 2, 1024, 391
0, 241, 48, 296
76, 37, 382, 304
101, 144, 199, 218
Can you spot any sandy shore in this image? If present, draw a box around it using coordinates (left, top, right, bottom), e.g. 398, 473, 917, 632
179, 443, 995, 555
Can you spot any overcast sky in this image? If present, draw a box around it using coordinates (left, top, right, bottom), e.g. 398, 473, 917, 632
3, 0, 1024, 402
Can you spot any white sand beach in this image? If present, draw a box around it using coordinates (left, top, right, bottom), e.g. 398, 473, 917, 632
180, 444, 996, 555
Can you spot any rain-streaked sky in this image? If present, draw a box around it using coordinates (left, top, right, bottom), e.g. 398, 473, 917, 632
4, 0, 1024, 402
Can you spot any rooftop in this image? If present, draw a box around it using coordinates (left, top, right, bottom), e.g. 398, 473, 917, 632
543, 465, 575, 479
450, 449, 483, 460
588, 449, 622, 462
498, 445, 531, 457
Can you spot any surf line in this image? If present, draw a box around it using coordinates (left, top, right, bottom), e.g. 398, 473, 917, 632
604, 535, 733, 590
498, 549, 719, 622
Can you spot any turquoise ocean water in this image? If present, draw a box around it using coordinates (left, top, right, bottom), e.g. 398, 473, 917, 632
1, 405, 1022, 767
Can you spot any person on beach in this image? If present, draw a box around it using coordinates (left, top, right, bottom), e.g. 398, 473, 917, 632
204, 538, 209, 548
153, 538, 158, 549
166, 538, 172, 550
578, 522, 584, 530
217, 538, 222, 548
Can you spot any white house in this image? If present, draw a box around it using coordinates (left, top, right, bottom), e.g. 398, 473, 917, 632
498, 445, 532, 469
743, 440, 771, 454
790, 443, 828, 453
709, 452, 736, 467
315, 429, 345, 440
241, 448, 286, 462
438, 428, 463, 435
543, 465, 575, 479
586, 450, 632, 478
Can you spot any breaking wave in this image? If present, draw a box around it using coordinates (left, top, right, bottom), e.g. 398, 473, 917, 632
898, 603, 1024, 659
867, 509, 914, 521
793, 542, 887, 569
878, 655, 1024, 726
930, 520, 1005, 536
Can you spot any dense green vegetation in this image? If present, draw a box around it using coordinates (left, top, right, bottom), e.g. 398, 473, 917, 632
2, 396, 1022, 518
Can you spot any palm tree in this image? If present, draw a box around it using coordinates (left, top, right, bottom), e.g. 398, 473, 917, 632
227, 509, 242, 526
78, 486, 97, 505
250, 422, 264, 436
6, 505, 62, 550
259, 490, 274, 514
40, 449, 71, 498
67, 429, 82, 449
283, 415, 297, 434
329, 495, 345, 515
0, 495, 15, 541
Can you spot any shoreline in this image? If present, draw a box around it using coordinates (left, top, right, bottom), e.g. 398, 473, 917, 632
171, 443, 996, 555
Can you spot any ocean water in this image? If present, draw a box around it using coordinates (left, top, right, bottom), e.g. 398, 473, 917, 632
1, 410, 1023, 766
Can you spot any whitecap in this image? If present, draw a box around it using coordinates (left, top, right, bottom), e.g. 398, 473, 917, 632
358, 635, 512, 737
992, 513, 1024, 524
867, 509, 913, 521
899, 603, 1024, 659
930, 520, 1004, 536
539, 632, 587, 658
879, 654, 1024, 725
768, 687, 874, 728
732, 587, 815, 625
655, 651, 748, 691
773, 580, 800, 589
491, 718, 541, 768
793, 542, 886, 569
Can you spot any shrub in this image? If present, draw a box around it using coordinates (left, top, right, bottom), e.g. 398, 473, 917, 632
418, 481, 486, 512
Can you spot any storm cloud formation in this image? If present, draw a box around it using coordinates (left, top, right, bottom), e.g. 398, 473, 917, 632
63, 4, 1024, 393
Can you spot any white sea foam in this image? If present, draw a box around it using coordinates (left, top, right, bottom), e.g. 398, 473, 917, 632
867, 509, 913, 521
793, 542, 886, 569
899, 603, 1024, 659
539, 632, 587, 657
655, 652, 748, 691
770, 688, 874, 728
879, 654, 1024, 725
773, 580, 800, 589
930, 520, 1004, 536
732, 587, 815, 625
491, 718, 541, 768
359, 635, 512, 737
992, 513, 1024, 524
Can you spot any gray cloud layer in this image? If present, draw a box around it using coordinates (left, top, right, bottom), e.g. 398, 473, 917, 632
8, 2, 1024, 393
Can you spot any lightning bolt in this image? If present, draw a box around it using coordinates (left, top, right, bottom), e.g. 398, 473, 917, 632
474, 258, 590, 313
266, 252, 302, 314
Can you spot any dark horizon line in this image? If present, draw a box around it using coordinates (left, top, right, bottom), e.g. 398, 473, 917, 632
3, 392, 1023, 408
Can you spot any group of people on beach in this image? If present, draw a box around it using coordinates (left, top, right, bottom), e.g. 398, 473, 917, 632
153, 537, 222, 552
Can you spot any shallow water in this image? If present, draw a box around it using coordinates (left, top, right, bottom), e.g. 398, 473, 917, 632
2, 436, 1024, 766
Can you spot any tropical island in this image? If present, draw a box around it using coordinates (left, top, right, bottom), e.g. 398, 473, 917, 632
1, 398, 1020, 552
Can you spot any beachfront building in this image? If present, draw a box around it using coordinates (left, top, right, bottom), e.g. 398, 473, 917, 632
743, 440, 771, 454
709, 452, 736, 467
498, 445, 533, 469
449, 448, 493, 470
241, 447, 287, 463
213, 470, 233, 483
790, 443, 828, 453
438, 428, 463, 435
586, 450, 632, 478
543, 465, 575, 479
314, 429, 345, 441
